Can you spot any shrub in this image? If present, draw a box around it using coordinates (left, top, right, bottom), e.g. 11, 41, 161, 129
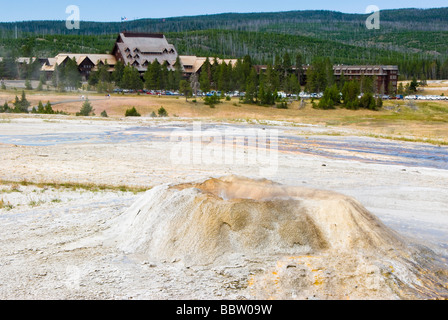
376, 97, 383, 109
32, 101, 67, 115
276, 101, 288, 109
204, 94, 221, 108
359, 92, 377, 110
101, 110, 108, 118
316, 96, 336, 110
125, 107, 141, 117
0, 102, 10, 113
157, 107, 168, 117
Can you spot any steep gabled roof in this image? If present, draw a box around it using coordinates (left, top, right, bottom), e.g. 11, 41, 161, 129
179, 56, 239, 74
113, 32, 178, 72
41, 53, 116, 72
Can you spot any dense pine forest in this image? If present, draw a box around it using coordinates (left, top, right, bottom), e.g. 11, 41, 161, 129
1, 8, 448, 80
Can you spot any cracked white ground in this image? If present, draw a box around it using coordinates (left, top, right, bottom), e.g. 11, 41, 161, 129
0, 117, 447, 299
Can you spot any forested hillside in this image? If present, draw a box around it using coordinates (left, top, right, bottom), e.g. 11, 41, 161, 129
1, 8, 448, 79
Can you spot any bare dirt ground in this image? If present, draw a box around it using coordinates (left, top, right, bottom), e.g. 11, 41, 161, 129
0, 113, 447, 300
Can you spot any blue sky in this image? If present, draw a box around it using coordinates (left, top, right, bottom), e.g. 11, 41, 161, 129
0, 0, 447, 22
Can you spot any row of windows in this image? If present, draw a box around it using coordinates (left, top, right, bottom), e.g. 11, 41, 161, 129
124, 48, 175, 55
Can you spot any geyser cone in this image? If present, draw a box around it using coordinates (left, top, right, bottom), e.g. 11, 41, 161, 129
108, 175, 407, 266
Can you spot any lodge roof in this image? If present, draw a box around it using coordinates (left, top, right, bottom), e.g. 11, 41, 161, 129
113, 32, 178, 72
41, 53, 117, 72
179, 56, 239, 74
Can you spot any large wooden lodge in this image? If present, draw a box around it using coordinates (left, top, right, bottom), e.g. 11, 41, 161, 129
333, 65, 399, 95
38, 32, 399, 94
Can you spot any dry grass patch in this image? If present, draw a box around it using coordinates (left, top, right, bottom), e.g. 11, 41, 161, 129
0, 179, 150, 194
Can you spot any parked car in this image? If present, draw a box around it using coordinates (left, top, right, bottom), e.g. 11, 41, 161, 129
277, 91, 287, 98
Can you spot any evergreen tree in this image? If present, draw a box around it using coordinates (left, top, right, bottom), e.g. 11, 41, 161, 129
63, 57, 82, 90
144, 60, 162, 90
258, 82, 276, 106
306, 58, 334, 93
44, 101, 55, 114
179, 80, 192, 101
359, 92, 377, 110
37, 101, 45, 113
217, 61, 231, 92
232, 59, 245, 92
280, 52, 292, 89
167, 71, 175, 91
88, 61, 110, 87
241, 55, 253, 89
25, 78, 32, 90
409, 76, 419, 92
172, 57, 183, 91
158, 106, 168, 117
341, 81, 361, 110
397, 82, 405, 95
12, 91, 30, 113
199, 66, 211, 93
76, 98, 94, 116
211, 57, 220, 90
338, 71, 346, 90
243, 68, 258, 104
295, 53, 305, 86
315, 84, 340, 109
160, 61, 169, 90
36, 74, 46, 91
112, 60, 125, 86
285, 74, 300, 95
264, 64, 279, 93
0, 56, 18, 79
121, 65, 143, 90
199, 57, 212, 93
